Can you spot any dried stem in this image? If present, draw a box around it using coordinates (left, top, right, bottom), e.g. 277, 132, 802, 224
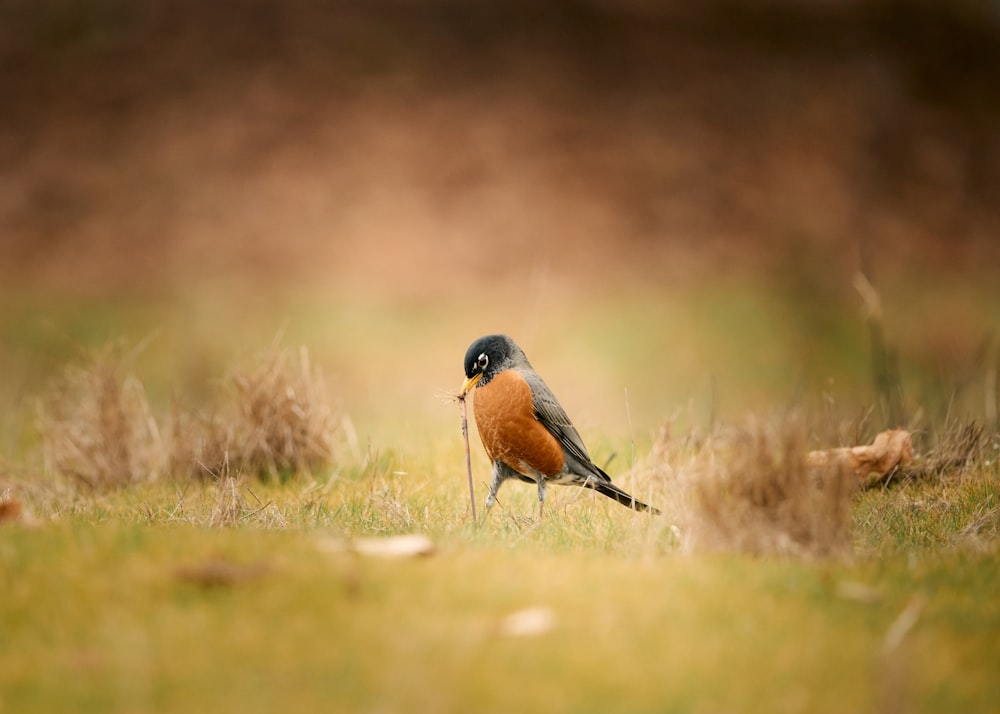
459, 395, 477, 522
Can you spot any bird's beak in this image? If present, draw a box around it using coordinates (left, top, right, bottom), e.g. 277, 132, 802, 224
461, 373, 483, 396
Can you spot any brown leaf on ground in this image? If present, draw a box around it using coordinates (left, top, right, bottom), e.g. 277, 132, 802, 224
174, 559, 271, 588
0, 490, 40, 527
808, 429, 913, 487
0, 495, 24, 524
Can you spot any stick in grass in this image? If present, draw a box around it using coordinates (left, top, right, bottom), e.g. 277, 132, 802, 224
458, 394, 477, 522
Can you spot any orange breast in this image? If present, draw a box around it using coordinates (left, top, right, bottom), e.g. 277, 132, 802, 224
473, 370, 566, 478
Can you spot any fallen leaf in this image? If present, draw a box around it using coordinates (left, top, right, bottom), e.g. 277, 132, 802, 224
318, 534, 436, 558
0, 495, 38, 527
497, 606, 555, 638
175, 559, 270, 587
808, 429, 913, 486
0, 496, 24, 524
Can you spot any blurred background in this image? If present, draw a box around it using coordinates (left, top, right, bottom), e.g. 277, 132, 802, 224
2, 0, 999, 451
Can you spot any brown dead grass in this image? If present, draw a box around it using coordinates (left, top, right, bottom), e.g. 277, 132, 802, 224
685, 417, 996, 556
37, 343, 162, 490
165, 407, 228, 481
653, 417, 857, 558
894, 420, 987, 485
36, 342, 338, 489
228, 345, 337, 478
208, 474, 246, 528
168, 345, 338, 480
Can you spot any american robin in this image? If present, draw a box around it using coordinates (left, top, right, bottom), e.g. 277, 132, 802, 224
460, 334, 660, 516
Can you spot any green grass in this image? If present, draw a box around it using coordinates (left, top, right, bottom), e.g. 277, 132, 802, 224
2, 285, 999, 713
3, 455, 998, 714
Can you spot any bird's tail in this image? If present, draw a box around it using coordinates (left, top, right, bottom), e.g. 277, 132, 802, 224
587, 479, 661, 515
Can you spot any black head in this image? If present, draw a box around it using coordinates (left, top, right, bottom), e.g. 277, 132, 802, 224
461, 334, 527, 393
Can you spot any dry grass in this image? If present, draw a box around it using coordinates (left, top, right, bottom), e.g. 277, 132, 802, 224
227, 345, 338, 478
169, 345, 338, 481
35, 342, 337, 489
205, 473, 290, 529
653, 417, 857, 558
165, 407, 229, 481
36, 343, 162, 491
208, 474, 246, 528
27, 338, 994, 565
893, 419, 988, 484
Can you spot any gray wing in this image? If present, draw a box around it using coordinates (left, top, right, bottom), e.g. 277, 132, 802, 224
519, 369, 611, 483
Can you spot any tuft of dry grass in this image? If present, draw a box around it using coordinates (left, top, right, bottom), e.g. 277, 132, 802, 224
894, 419, 987, 484
36, 343, 161, 491
32, 341, 338, 489
209, 474, 246, 527
654, 417, 857, 558
169, 345, 338, 481
165, 406, 231, 481
229, 345, 337, 478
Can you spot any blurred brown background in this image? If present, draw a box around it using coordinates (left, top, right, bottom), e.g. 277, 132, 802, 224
2, 0, 998, 299
2, 0, 999, 443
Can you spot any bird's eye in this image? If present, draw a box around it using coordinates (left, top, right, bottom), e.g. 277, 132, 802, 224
477, 353, 489, 370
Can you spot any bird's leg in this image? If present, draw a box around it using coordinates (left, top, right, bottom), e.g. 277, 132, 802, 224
484, 461, 508, 516
536, 475, 547, 519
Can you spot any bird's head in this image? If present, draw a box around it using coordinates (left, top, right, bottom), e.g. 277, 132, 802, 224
461, 334, 526, 395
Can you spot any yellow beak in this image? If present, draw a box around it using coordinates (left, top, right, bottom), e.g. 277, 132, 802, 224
461, 372, 483, 396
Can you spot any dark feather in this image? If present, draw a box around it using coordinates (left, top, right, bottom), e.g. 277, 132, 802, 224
586, 478, 661, 514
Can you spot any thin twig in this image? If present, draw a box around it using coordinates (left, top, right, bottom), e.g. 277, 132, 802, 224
459, 395, 477, 522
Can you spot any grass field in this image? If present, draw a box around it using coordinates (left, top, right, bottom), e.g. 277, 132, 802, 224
3, 2, 999, 710
1, 284, 998, 714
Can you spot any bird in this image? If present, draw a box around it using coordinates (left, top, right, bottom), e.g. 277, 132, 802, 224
460, 334, 660, 517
